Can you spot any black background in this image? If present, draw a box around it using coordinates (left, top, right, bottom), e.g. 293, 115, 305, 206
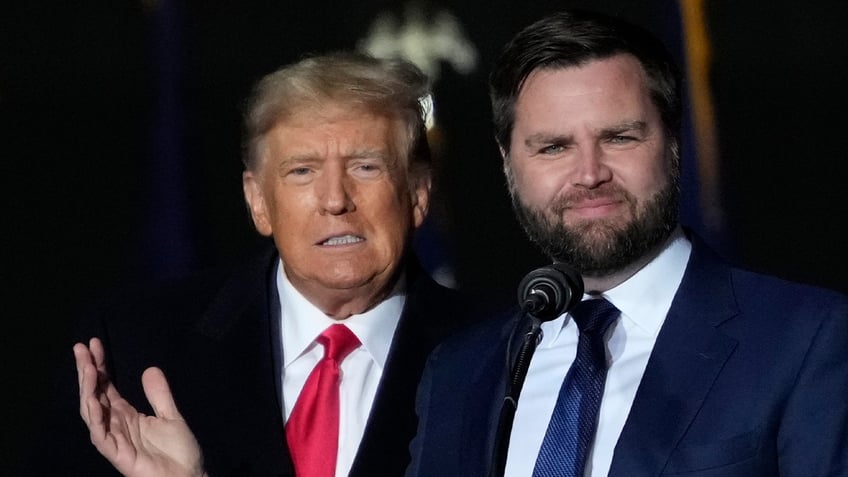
3, 0, 846, 471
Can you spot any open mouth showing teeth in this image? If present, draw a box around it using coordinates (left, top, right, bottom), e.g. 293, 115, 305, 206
321, 235, 364, 246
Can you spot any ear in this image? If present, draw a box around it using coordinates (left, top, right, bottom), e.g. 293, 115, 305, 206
242, 170, 273, 236
497, 141, 507, 161
497, 140, 512, 177
411, 173, 431, 229
499, 146, 514, 181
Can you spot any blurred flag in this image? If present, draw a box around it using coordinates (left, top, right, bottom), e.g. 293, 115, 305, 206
136, 0, 195, 280
662, 0, 731, 253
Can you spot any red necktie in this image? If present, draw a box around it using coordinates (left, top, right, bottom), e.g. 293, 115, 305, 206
286, 324, 361, 477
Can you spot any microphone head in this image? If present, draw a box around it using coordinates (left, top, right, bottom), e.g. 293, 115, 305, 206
517, 262, 584, 321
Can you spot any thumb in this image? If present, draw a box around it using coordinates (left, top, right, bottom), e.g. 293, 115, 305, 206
141, 366, 183, 420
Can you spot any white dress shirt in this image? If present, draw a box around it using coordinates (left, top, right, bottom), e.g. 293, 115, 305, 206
505, 228, 692, 477
276, 263, 405, 477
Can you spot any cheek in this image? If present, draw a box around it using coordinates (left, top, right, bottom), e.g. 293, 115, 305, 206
625, 160, 670, 201
383, 201, 414, 235
265, 188, 313, 233
512, 161, 569, 206
370, 193, 414, 246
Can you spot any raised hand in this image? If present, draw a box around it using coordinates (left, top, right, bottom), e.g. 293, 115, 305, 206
74, 338, 208, 477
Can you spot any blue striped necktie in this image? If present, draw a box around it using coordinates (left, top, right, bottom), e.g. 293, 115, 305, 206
532, 298, 620, 477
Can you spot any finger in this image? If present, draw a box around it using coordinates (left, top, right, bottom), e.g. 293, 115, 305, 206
89, 337, 108, 373
86, 395, 116, 456
78, 359, 100, 425
111, 427, 139, 470
109, 401, 132, 445
103, 376, 125, 404
141, 367, 183, 420
73, 342, 95, 395
77, 354, 109, 426
83, 338, 127, 406
107, 425, 143, 477
75, 340, 116, 426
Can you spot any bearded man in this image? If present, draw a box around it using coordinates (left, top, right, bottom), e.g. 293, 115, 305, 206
406, 10, 848, 477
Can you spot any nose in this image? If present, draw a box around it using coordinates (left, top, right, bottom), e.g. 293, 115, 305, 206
316, 164, 355, 215
573, 145, 612, 188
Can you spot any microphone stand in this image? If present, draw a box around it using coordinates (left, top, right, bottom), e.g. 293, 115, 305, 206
490, 261, 583, 477
490, 311, 543, 477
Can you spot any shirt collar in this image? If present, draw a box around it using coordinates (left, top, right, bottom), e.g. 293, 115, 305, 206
277, 261, 406, 370
603, 226, 691, 335
540, 226, 691, 342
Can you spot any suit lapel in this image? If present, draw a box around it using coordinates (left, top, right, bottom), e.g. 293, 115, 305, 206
460, 309, 526, 477
350, 297, 430, 476
350, 265, 464, 477
189, 242, 296, 476
610, 237, 739, 476
480, 307, 533, 475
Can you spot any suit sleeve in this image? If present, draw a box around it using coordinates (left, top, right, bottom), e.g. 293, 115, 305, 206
777, 297, 848, 476
404, 344, 439, 477
23, 308, 125, 476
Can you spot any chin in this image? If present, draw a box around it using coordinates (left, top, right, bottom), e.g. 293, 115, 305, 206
319, 275, 373, 291
319, 263, 381, 290
313, 255, 397, 289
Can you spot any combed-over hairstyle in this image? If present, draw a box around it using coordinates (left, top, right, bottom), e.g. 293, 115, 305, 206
242, 51, 432, 186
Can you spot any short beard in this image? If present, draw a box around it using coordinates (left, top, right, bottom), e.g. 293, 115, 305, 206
509, 175, 680, 278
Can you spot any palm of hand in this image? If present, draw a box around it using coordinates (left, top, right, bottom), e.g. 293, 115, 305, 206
76, 340, 207, 477
96, 393, 204, 477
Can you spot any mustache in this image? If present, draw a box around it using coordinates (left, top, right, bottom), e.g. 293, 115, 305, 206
549, 184, 634, 214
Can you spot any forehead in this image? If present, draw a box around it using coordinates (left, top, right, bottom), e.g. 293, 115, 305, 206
277, 101, 390, 129
266, 103, 403, 152
514, 54, 656, 127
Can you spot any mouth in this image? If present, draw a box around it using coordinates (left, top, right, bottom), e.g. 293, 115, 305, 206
563, 196, 625, 219
570, 198, 620, 210
318, 234, 365, 246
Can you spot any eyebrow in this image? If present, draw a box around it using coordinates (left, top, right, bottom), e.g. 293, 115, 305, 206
277, 149, 392, 170
346, 149, 389, 160
599, 120, 648, 136
524, 133, 573, 148
523, 120, 649, 147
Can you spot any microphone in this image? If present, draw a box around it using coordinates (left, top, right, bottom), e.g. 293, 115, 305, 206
492, 263, 585, 477
517, 262, 584, 321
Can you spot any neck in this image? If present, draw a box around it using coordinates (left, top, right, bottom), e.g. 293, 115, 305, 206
293, 274, 401, 320
581, 225, 682, 293
582, 256, 653, 294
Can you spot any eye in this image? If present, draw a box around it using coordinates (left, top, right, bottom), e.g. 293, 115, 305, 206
281, 165, 315, 184
350, 159, 386, 178
289, 167, 312, 176
540, 144, 566, 155
608, 135, 637, 144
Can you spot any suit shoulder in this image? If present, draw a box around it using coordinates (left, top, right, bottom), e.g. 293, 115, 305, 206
729, 266, 848, 314
78, 244, 277, 337
432, 303, 518, 357
684, 234, 847, 319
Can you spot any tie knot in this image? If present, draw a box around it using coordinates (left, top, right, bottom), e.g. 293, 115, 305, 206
317, 324, 360, 362
569, 298, 620, 337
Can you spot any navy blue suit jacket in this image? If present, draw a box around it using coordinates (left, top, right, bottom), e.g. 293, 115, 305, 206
407, 234, 848, 476
31, 242, 473, 476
